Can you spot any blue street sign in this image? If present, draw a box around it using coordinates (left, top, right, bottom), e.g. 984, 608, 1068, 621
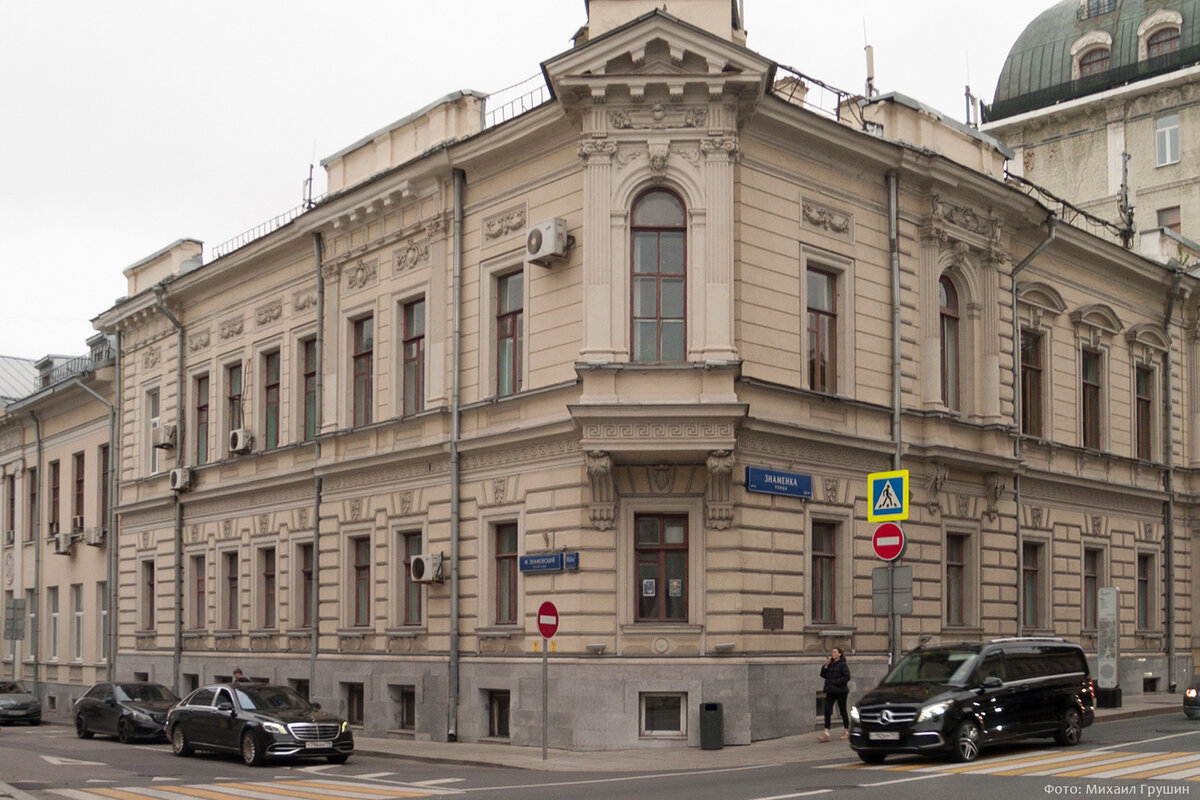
745, 467, 813, 499
520, 553, 580, 573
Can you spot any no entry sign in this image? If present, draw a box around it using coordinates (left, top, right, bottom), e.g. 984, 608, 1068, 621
872, 523, 906, 561
537, 601, 559, 638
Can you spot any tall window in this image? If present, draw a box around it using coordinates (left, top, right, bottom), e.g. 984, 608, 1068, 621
25, 467, 36, 543
1158, 206, 1181, 234
1137, 553, 1154, 629
142, 561, 155, 630
1079, 47, 1110, 76
148, 389, 161, 473
71, 583, 82, 660
631, 189, 686, 362
302, 338, 318, 440
353, 317, 374, 427
25, 589, 35, 657
352, 537, 371, 626
260, 547, 276, 629
195, 374, 209, 465
1022, 542, 1042, 628
812, 522, 836, 623
263, 351, 280, 449
495, 523, 518, 625
72, 452, 84, 529
98, 581, 109, 661
939, 277, 960, 411
48, 586, 59, 660
298, 543, 314, 628
401, 532, 421, 626
1081, 348, 1102, 449
1135, 365, 1153, 460
807, 269, 837, 393
191, 554, 206, 629
1083, 548, 1101, 629
226, 364, 244, 432
98, 444, 110, 533
223, 551, 239, 630
5, 474, 14, 541
496, 275, 523, 397
1157, 114, 1180, 167
1021, 330, 1044, 436
636, 515, 687, 622
403, 299, 426, 414
1148, 27, 1180, 57
946, 533, 965, 626
48, 460, 60, 534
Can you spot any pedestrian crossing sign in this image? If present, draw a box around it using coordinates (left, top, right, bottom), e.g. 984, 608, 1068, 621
868, 470, 909, 522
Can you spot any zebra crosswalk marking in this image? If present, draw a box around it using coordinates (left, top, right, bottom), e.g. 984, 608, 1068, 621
221, 781, 427, 799
280, 779, 432, 796
838, 748, 1200, 783
1119, 758, 1200, 780
1067, 752, 1198, 778
988, 752, 1148, 776
910, 749, 1135, 775
50, 780, 437, 800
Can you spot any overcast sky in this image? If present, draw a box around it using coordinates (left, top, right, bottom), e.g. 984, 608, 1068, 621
0, 0, 1054, 359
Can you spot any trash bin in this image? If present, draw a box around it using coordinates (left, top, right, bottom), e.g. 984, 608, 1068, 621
700, 702, 723, 750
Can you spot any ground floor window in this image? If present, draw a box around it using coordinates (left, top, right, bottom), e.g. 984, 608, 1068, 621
396, 685, 416, 731
640, 692, 686, 736
346, 682, 364, 726
488, 690, 510, 738
291, 679, 310, 702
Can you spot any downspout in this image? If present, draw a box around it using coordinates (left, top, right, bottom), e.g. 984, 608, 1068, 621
1162, 261, 1184, 693
153, 285, 186, 696
74, 378, 117, 681
886, 172, 900, 667
110, 331, 121, 680
310, 232, 325, 686
1010, 214, 1057, 638
29, 411, 41, 702
448, 168, 465, 742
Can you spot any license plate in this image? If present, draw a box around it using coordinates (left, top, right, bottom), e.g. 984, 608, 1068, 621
304, 741, 333, 749
3, 710, 23, 716
869, 731, 900, 741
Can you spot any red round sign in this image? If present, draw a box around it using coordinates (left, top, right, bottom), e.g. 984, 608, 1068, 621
872, 523, 906, 561
537, 601, 559, 638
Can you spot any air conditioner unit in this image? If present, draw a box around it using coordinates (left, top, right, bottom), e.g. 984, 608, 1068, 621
53, 531, 74, 555
525, 218, 570, 266
48, 520, 59, 535
409, 553, 444, 584
229, 428, 254, 455
153, 424, 177, 450
85, 526, 106, 547
71, 515, 84, 532
169, 467, 193, 492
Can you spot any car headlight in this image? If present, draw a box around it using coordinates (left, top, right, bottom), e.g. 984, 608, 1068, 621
1187, 688, 1198, 699
917, 701, 952, 722
130, 709, 152, 723
849, 706, 860, 722
341, 720, 349, 733
261, 722, 287, 735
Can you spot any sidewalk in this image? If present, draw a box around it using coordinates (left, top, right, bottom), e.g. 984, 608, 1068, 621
353, 693, 1183, 772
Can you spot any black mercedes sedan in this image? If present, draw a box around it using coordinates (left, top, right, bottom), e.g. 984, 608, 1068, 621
0, 681, 41, 725
166, 683, 353, 766
74, 681, 178, 742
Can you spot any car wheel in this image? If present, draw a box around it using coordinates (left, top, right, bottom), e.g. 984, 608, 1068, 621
1185, 709, 1199, 721
858, 751, 886, 764
326, 754, 349, 764
952, 720, 981, 763
241, 730, 264, 766
75, 715, 93, 740
170, 726, 193, 757
1054, 708, 1083, 746
117, 718, 134, 744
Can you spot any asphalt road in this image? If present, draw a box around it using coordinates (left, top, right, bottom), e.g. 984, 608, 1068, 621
1, 712, 1197, 800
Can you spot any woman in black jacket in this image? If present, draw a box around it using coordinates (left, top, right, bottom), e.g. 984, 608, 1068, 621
818, 647, 851, 741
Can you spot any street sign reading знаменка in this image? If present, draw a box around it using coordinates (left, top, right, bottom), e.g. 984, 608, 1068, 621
519, 553, 580, 574
745, 467, 813, 499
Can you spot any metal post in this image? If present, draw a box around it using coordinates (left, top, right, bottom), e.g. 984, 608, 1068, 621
542, 637, 548, 760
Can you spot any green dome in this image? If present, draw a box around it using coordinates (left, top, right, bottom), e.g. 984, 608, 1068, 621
988, 0, 1200, 121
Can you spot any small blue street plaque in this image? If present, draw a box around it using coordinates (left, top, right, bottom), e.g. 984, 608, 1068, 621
519, 552, 580, 573
745, 467, 813, 499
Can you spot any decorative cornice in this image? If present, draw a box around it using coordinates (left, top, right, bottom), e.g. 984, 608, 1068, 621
606, 103, 708, 131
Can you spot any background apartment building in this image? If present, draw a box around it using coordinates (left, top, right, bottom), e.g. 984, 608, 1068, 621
1, 0, 1194, 750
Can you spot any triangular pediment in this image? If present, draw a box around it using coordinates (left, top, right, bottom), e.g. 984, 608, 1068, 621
544, 10, 772, 105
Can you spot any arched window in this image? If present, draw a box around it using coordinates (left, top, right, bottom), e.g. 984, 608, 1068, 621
1079, 47, 1110, 76
631, 189, 686, 362
1147, 27, 1180, 57
939, 276, 960, 411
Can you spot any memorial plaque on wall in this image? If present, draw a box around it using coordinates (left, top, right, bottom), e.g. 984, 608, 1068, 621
762, 607, 784, 631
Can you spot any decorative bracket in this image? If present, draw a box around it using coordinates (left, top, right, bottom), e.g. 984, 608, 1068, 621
586, 451, 615, 531
705, 450, 735, 530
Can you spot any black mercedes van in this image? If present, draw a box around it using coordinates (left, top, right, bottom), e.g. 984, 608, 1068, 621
849, 637, 1095, 763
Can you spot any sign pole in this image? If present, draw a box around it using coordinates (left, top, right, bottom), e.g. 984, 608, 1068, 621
542, 636, 548, 760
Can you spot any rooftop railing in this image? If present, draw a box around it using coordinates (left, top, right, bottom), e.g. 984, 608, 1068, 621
43, 342, 114, 388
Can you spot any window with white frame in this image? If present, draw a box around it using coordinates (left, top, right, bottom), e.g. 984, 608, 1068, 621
226, 364, 243, 439
258, 546, 276, 629
631, 189, 686, 363
1137, 551, 1156, 629
352, 317, 374, 427
939, 276, 960, 411
399, 531, 421, 626
301, 337, 318, 441
1083, 546, 1104, 630
402, 298, 426, 414
1022, 540, 1047, 629
495, 523, 519, 625
349, 535, 372, 627
263, 350, 281, 450
195, 374, 209, 465
640, 693, 686, 737
98, 581, 109, 662
480, 254, 529, 399
1081, 347, 1103, 449
140, 560, 155, 630
189, 554, 206, 630
297, 542, 314, 628
1157, 114, 1180, 167
496, 274, 523, 396
147, 389, 161, 474
806, 268, 837, 393
47, 586, 58, 661
1135, 365, 1153, 460
221, 550, 239, 630
1021, 330, 1044, 437
71, 583, 82, 660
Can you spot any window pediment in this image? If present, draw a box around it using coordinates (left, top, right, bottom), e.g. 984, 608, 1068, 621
1070, 303, 1123, 340
1124, 323, 1169, 353
1017, 282, 1067, 316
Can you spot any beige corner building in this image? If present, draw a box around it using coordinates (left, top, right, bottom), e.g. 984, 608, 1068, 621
46, 0, 1197, 749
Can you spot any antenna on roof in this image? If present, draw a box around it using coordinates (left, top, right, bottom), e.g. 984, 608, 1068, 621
964, 52, 979, 128
863, 19, 876, 97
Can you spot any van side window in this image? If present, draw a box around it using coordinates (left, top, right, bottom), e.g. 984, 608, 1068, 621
1040, 646, 1087, 676
977, 652, 1006, 683
1005, 649, 1044, 680
189, 688, 215, 707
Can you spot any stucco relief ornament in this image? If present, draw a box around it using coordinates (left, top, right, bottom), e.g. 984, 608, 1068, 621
400, 490, 413, 515
257, 514, 269, 535
683, 106, 708, 128
349, 498, 363, 521
321, 262, 341, 284
493, 478, 507, 504
586, 450, 615, 531
294, 291, 316, 312
927, 462, 949, 515
484, 208, 526, 241
649, 464, 674, 493
956, 494, 971, 518
142, 348, 161, 369
255, 301, 282, 326
188, 331, 210, 352
297, 508, 308, 529
346, 260, 377, 290
700, 135, 739, 159
802, 202, 851, 234
984, 473, 1006, 521
578, 137, 617, 162
1030, 506, 1043, 529
425, 218, 448, 240
608, 109, 633, 129
824, 478, 839, 504
219, 318, 244, 340
648, 143, 670, 178
395, 241, 428, 272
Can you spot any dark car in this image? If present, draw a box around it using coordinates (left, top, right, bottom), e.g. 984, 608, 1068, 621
1184, 683, 1200, 719
850, 637, 1095, 763
166, 683, 353, 766
74, 681, 178, 743
0, 681, 41, 725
